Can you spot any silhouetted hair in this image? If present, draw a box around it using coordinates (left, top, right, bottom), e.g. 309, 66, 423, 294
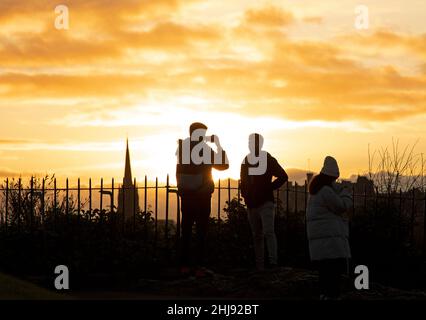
190, 122, 208, 135
309, 173, 337, 195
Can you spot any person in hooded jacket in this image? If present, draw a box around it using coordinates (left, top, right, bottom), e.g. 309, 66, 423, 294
306, 156, 352, 300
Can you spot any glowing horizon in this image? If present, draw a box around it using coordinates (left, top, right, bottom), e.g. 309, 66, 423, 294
1, 0, 425, 183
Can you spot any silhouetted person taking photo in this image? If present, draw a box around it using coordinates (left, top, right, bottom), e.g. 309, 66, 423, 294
306, 156, 352, 300
176, 122, 229, 277
240, 133, 288, 271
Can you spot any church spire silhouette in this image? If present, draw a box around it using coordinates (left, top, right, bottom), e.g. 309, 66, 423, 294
118, 138, 139, 221
124, 138, 133, 186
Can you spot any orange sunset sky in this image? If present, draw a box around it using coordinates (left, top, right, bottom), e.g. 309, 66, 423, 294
0, 0, 425, 183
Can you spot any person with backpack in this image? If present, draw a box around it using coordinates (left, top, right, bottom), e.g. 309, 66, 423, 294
176, 122, 229, 277
240, 133, 288, 271
306, 156, 352, 300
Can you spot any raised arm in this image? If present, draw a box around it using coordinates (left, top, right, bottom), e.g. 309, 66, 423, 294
211, 136, 229, 171
270, 155, 288, 190
240, 160, 248, 199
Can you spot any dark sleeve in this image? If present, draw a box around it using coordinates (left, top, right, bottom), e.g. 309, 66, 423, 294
240, 161, 248, 199
212, 147, 229, 171
176, 143, 181, 184
270, 155, 288, 190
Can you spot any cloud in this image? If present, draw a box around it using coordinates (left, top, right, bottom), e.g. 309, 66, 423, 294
0, 168, 21, 177
0, 22, 221, 65
115, 22, 221, 50
0, 139, 32, 144
0, 0, 196, 23
0, 73, 157, 97
339, 30, 426, 59
302, 16, 323, 24
244, 5, 294, 27
1, 0, 426, 183
0, 32, 122, 64
0, 139, 132, 152
0, 1, 425, 126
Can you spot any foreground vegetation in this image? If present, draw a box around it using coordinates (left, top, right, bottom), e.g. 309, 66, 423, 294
0, 185, 424, 293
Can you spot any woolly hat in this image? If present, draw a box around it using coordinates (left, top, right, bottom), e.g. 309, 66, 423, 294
320, 156, 340, 178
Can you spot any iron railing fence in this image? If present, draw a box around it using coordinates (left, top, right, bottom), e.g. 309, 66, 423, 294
1, 176, 425, 254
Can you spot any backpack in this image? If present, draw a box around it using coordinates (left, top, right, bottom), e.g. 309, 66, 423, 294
177, 172, 215, 195
177, 173, 204, 191
176, 138, 215, 195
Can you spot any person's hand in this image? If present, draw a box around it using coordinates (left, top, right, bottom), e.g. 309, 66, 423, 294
340, 187, 352, 198
211, 134, 221, 147
331, 181, 343, 193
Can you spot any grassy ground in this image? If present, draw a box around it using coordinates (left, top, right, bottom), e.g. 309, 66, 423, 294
66, 267, 426, 300
0, 273, 65, 300
1, 267, 426, 300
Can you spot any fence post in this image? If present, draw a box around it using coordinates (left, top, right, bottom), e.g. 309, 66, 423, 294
364, 184, 367, 214
423, 190, 426, 256
217, 179, 222, 232
295, 182, 298, 214
237, 179, 241, 207
18, 178, 21, 231
217, 179, 222, 224
30, 176, 34, 230
100, 178, 103, 222
304, 181, 308, 232
227, 178, 231, 234
165, 174, 169, 242
396, 188, 402, 242
111, 177, 115, 230
134, 177, 137, 232
176, 192, 181, 242
144, 175, 147, 214
89, 178, 92, 221
304, 180, 308, 213
155, 177, 158, 246
374, 187, 378, 224
111, 178, 114, 214
304, 181, 309, 254
66, 178, 69, 224
411, 188, 415, 246
133, 178, 138, 232
286, 181, 290, 219
5, 178, 8, 232
122, 177, 125, 233
53, 177, 57, 229
351, 184, 355, 219
77, 178, 81, 224
227, 178, 231, 206
144, 175, 147, 236
41, 178, 45, 225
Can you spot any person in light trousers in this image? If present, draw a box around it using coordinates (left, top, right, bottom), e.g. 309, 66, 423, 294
240, 133, 288, 271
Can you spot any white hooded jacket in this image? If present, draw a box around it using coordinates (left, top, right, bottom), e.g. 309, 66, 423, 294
306, 183, 352, 261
